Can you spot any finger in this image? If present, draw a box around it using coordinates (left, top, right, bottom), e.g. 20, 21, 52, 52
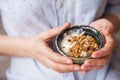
83, 55, 109, 67
37, 54, 81, 73
81, 56, 109, 71
52, 62, 81, 73
92, 35, 115, 58
37, 44, 73, 64
81, 65, 104, 71
40, 22, 71, 40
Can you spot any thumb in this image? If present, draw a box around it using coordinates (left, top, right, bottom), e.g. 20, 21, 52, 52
38, 22, 71, 40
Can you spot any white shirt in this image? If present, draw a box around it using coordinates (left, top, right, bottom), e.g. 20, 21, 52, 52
0, 0, 120, 80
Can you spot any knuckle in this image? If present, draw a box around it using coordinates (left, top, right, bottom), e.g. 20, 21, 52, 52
47, 30, 54, 36
85, 59, 97, 66
55, 65, 75, 73
51, 66, 61, 72
51, 55, 63, 63
62, 66, 72, 72
85, 59, 93, 65
53, 68, 63, 73
47, 61, 60, 72
51, 64, 65, 73
52, 55, 68, 64
58, 65, 69, 72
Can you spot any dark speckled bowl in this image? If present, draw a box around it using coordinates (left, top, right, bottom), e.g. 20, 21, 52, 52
55, 25, 105, 64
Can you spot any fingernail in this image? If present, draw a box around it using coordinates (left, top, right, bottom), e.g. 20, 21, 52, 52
66, 60, 72, 64
74, 66, 81, 71
91, 54, 96, 58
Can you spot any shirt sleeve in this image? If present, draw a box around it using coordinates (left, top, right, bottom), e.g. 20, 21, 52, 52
104, 0, 120, 19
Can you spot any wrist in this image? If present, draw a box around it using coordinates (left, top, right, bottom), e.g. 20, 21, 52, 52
0, 36, 32, 57
16, 38, 32, 57
16, 37, 37, 58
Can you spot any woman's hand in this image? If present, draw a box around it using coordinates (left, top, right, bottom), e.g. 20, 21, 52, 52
27, 22, 81, 73
0, 22, 81, 73
81, 18, 115, 73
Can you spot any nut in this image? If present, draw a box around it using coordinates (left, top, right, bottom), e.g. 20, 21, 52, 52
67, 32, 98, 58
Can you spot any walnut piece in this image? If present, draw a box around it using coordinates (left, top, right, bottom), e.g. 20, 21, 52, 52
68, 32, 98, 58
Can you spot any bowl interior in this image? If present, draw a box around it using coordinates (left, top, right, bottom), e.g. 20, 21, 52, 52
55, 25, 105, 59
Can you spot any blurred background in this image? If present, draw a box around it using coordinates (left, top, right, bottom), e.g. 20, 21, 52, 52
0, 17, 10, 80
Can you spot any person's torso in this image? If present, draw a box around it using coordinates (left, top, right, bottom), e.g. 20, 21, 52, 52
0, 0, 111, 80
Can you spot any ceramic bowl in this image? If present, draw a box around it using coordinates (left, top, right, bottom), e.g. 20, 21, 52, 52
55, 25, 105, 64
